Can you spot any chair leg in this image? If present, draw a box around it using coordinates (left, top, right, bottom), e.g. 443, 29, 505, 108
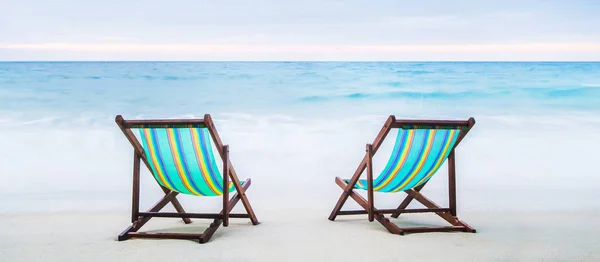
405, 189, 475, 232
329, 160, 368, 221
228, 172, 259, 225
118, 178, 255, 243
366, 144, 375, 222
201, 178, 252, 243
131, 152, 141, 223
390, 182, 427, 218
159, 187, 192, 224
332, 178, 476, 235
334, 177, 403, 234
118, 191, 179, 241
328, 187, 352, 221
222, 145, 230, 227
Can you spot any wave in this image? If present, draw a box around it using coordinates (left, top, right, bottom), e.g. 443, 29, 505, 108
299, 86, 600, 102
394, 70, 433, 75
3, 109, 600, 130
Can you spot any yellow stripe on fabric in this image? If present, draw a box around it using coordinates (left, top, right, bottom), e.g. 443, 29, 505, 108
190, 128, 221, 195
166, 129, 201, 196
392, 130, 437, 192
143, 129, 174, 190
374, 130, 415, 191
356, 180, 364, 188
414, 129, 458, 186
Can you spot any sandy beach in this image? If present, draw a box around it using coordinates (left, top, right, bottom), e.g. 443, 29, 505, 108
1, 208, 599, 262
2, 111, 600, 262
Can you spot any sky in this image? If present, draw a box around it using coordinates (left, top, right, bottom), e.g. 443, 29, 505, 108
0, 0, 599, 61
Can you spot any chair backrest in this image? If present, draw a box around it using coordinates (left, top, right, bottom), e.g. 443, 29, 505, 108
135, 127, 230, 196
372, 127, 463, 192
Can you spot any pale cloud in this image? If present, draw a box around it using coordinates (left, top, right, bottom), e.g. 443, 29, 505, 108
1, 42, 599, 61
484, 11, 534, 19
2, 43, 599, 53
375, 15, 462, 28
101, 36, 138, 42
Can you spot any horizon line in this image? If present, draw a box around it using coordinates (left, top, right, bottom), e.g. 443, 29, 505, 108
1, 60, 599, 62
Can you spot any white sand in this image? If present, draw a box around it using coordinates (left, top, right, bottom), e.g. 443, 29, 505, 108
1, 209, 599, 262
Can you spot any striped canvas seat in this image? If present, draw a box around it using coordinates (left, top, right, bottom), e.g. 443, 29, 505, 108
137, 127, 237, 196
349, 128, 460, 192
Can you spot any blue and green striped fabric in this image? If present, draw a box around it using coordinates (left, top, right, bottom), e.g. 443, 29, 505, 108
350, 128, 460, 193
136, 127, 237, 196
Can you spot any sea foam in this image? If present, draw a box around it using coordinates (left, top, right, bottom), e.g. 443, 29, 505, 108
1, 113, 599, 214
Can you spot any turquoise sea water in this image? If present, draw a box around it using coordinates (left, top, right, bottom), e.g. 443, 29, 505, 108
2, 62, 600, 118
1, 62, 599, 213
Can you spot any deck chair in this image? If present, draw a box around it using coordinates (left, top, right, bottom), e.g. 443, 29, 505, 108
328, 115, 476, 235
115, 114, 259, 243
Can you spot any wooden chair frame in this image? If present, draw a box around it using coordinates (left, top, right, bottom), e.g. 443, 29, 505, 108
328, 115, 476, 235
115, 114, 259, 243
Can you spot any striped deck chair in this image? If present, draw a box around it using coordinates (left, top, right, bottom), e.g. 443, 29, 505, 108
115, 114, 259, 244
328, 115, 476, 235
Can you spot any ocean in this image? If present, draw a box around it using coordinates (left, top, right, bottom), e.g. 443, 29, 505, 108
1, 62, 599, 214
